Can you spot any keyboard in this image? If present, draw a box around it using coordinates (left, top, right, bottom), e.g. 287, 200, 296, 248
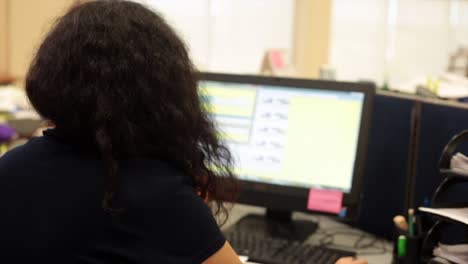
225, 231, 356, 264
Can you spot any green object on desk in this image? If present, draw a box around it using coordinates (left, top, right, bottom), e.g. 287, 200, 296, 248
398, 235, 407, 257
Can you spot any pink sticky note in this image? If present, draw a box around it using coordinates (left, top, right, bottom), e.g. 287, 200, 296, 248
307, 189, 343, 214
270, 50, 285, 69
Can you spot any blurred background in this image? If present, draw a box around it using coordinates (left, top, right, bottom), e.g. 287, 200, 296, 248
0, 0, 468, 142
1, 0, 467, 86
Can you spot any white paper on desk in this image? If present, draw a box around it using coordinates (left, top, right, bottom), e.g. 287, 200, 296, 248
450, 153, 468, 177
440, 73, 468, 87
436, 83, 468, 99
419, 207, 468, 225
433, 243, 468, 264
437, 73, 468, 99
452, 152, 468, 165
439, 243, 468, 254
449, 168, 468, 178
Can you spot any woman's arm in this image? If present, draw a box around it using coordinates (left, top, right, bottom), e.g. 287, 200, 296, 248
203, 241, 243, 264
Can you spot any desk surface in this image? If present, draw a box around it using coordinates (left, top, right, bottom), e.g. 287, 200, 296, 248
223, 204, 393, 264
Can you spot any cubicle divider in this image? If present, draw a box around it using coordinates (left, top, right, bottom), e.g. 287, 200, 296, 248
354, 92, 468, 239
355, 92, 413, 239
415, 101, 468, 207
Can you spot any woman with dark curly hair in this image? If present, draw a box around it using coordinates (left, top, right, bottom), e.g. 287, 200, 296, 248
0, 1, 240, 263
0, 1, 370, 264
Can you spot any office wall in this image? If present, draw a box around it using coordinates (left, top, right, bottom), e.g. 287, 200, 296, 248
329, 0, 387, 85
3, 0, 332, 79
294, 0, 331, 78
137, 0, 295, 74
330, 0, 468, 86
0, 0, 8, 76
8, 0, 75, 80
207, 0, 295, 74
138, 0, 331, 77
389, 0, 468, 85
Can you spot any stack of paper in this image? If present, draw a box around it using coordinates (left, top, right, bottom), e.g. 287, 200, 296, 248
433, 73, 468, 99
433, 243, 468, 264
391, 73, 468, 99
0, 85, 31, 113
419, 207, 468, 225
450, 152, 468, 177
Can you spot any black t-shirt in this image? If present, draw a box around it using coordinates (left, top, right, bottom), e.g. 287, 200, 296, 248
0, 129, 225, 263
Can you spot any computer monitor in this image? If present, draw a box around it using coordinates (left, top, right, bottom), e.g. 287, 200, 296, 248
198, 73, 375, 240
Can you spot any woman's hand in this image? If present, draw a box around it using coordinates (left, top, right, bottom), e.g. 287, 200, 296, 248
336, 257, 368, 264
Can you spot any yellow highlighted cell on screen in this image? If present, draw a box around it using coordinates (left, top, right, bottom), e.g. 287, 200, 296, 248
218, 131, 250, 143
200, 85, 256, 117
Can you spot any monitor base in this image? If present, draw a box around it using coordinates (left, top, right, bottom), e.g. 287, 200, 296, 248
227, 209, 318, 242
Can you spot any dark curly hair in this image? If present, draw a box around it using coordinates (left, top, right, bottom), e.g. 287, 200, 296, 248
25, 0, 237, 221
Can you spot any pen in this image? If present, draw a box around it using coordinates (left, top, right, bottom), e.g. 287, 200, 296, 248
398, 235, 407, 257
408, 209, 415, 236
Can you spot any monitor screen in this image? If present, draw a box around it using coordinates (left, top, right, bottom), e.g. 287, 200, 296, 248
199, 80, 365, 193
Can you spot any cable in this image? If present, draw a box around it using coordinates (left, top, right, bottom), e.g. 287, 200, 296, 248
314, 227, 391, 256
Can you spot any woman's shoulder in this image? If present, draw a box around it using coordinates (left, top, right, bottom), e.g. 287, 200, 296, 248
121, 161, 225, 263
0, 137, 47, 170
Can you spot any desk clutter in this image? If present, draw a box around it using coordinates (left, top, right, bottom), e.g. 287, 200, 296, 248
392, 209, 424, 264
0, 85, 44, 155
392, 130, 468, 263
223, 205, 393, 264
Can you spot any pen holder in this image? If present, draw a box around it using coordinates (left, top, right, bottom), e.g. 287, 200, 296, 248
392, 231, 425, 264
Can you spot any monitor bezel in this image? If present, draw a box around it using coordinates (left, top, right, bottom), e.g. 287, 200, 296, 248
198, 72, 375, 220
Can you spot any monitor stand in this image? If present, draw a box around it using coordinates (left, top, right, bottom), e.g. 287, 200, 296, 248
228, 208, 318, 242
